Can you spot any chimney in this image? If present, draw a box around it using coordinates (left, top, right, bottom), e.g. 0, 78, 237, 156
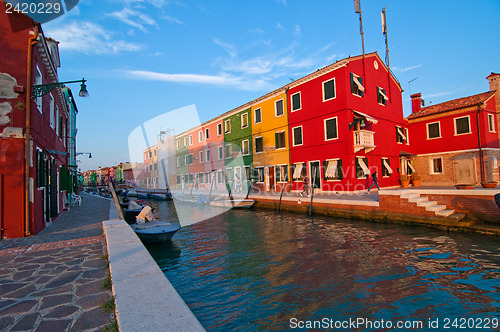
487, 72, 500, 114
411, 93, 422, 113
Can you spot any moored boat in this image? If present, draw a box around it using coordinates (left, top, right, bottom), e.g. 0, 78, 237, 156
131, 220, 180, 243
210, 199, 255, 209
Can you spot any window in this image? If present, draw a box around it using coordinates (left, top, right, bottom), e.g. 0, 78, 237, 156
199, 173, 204, 184
355, 157, 369, 178
176, 140, 180, 150
218, 146, 223, 160
427, 122, 441, 139
254, 167, 264, 182
57, 111, 62, 137
149, 151, 152, 158
217, 123, 222, 136
225, 119, 231, 133
275, 99, 284, 117
184, 155, 188, 166
153, 163, 157, 171
226, 167, 234, 182
430, 157, 443, 174
154, 150, 156, 156
377, 87, 388, 105
292, 163, 306, 180
244, 166, 250, 181
396, 126, 407, 144
184, 137, 188, 147
292, 126, 303, 146
324, 117, 338, 141
199, 151, 204, 163
177, 157, 180, 167
49, 94, 55, 128
205, 128, 210, 139
350, 73, 364, 97
189, 135, 193, 145
323, 78, 336, 101
275, 131, 286, 149
323, 159, 343, 180
488, 114, 496, 132
241, 113, 248, 128
225, 144, 232, 159
36, 150, 45, 187
291, 92, 301, 111
455, 116, 471, 135
35, 66, 42, 111
242, 139, 250, 155
254, 108, 262, 124
276, 164, 288, 182
217, 170, 224, 184
381, 158, 393, 177
205, 172, 211, 183
188, 154, 193, 165
199, 131, 203, 142
206, 149, 210, 162
255, 136, 263, 153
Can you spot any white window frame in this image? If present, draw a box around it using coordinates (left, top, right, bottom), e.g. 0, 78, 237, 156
254, 108, 262, 124
217, 170, 224, 184
189, 135, 193, 145
188, 153, 193, 165
351, 73, 365, 97
275, 131, 286, 150
291, 92, 302, 112
324, 117, 338, 141
254, 166, 265, 183
217, 123, 222, 136
225, 119, 231, 134
276, 164, 288, 182
176, 140, 180, 150
275, 99, 284, 117
198, 130, 203, 142
225, 144, 232, 159
430, 157, 444, 175
356, 157, 370, 179
254, 136, 263, 154
377, 86, 388, 105
176, 157, 180, 168
322, 78, 336, 102
241, 113, 249, 129
292, 125, 303, 147
184, 155, 188, 166
184, 137, 188, 147
242, 139, 250, 155
382, 157, 393, 177
426, 121, 441, 140
292, 163, 304, 181
218, 146, 224, 160
206, 149, 210, 162
199, 151, 204, 163
454, 115, 471, 136
324, 159, 341, 181
49, 94, 55, 128
488, 114, 496, 132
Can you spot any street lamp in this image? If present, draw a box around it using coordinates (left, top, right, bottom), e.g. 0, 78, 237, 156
33, 78, 89, 98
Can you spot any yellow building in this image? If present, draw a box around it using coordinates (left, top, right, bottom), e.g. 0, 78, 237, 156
251, 89, 290, 192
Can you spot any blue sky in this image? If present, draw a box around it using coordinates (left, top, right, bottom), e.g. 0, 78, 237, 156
43, 0, 500, 171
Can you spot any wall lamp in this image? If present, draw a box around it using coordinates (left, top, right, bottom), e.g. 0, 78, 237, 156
33, 78, 89, 98
77, 152, 92, 158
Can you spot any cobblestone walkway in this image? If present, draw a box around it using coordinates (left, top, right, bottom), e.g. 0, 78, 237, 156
0, 193, 114, 332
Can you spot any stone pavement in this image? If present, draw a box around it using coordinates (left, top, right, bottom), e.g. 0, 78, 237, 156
0, 193, 114, 332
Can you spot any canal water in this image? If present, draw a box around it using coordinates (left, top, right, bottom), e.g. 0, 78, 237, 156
145, 201, 500, 331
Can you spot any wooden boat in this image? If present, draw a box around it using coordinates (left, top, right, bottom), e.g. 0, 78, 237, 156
131, 221, 180, 243
151, 193, 173, 201
127, 190, 138, 197
210, 199, 255, 209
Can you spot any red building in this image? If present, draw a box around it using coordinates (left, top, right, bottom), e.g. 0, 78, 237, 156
407, 73, 500, 186
0, 6, 72, 238
287, 52, 407, 193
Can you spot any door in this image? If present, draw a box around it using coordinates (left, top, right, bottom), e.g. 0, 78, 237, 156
310, 161, 321, 189
49, 160, 58, 219
266, 166, 275, 191
454, 157, 475, 185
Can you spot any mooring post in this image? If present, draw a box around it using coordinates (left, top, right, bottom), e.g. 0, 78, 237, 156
309, 168, 317, 216
277, 185, 285, 212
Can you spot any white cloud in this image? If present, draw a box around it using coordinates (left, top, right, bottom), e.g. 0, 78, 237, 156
125, 70, 271, 91
108, 7, 158, 31
45, 21, 142, 54
393, 64, 423, 73
213, 38, 238, 58
293, 24, 301, 36
163, 14, 182, 25
275, 23, 285, 32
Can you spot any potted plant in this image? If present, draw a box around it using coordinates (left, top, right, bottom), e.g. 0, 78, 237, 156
400, 174, 410, 188
481, 181, 498, 189
411, 172, 421, 187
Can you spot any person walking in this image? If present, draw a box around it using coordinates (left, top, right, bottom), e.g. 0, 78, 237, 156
300, 175, 310, 197
366, 171, 380, 193
234, 175, 241, 193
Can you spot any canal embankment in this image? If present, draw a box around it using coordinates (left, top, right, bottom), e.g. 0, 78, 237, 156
247, 187, 500, 236
105, 201, 205, 331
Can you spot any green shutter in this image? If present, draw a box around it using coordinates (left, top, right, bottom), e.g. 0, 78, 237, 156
275, 132, 279, 149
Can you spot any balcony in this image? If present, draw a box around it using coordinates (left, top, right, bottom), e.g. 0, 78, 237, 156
353, 130, 375, 153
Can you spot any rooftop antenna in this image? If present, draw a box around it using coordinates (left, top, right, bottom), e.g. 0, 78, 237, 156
381, 7, 390, 69
354, 0, 365, 57
408, 77, 417, 95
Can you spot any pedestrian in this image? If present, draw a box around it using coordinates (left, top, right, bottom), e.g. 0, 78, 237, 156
300, 175, 310, 197
234, 175, 241, 193
367, 171, 380, 193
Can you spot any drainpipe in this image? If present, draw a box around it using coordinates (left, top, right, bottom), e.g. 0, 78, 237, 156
476, 104, 485, 184
24, 23, 39, 236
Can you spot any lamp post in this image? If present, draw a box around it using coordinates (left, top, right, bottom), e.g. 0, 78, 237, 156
32, 78, 89, 98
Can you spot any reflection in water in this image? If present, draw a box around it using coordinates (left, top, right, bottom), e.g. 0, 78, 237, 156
146, 203, 500, 331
